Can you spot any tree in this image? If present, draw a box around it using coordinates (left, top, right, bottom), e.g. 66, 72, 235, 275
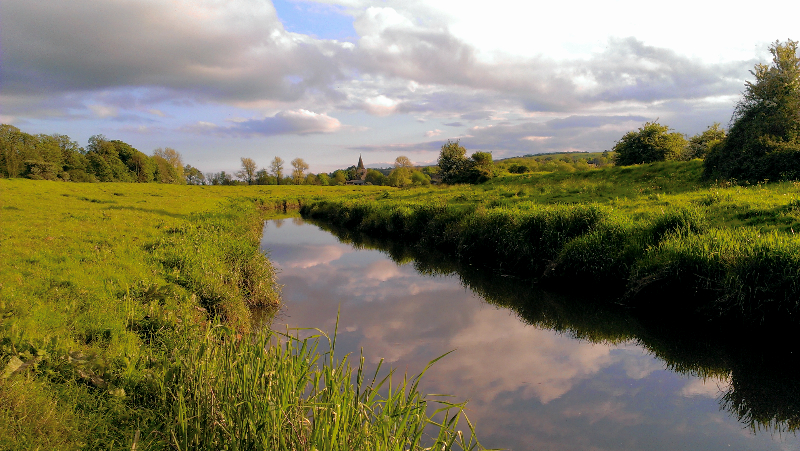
291, 158, 309, 184
388, 167, 412, 187
153, 147, 184, 183
438, 140, 468, 183
612, 122, 687, 166
365, 168, 387, 185
685, 123, 726, 160
332, 170, 347, 185
467, 151, 494, 182
184, 165, 206, 185
437, 140, 494, 183
269, 157, 284, 184
411, 170, 431, 186
255, 169, 275, 185
153, 155, 179, 183
238, 157, 257, 184
394, 155, 413, 169
704, 40, 800, 180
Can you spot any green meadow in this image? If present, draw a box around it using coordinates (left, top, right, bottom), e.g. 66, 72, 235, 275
0, 180, 484, 450
4, 158, 800, 448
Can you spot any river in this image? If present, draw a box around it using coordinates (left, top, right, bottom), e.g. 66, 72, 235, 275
260, 216, 800, 451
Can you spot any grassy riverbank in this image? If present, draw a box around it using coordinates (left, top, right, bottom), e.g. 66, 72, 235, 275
0, 180, 483, 450
301, 160, 800, 327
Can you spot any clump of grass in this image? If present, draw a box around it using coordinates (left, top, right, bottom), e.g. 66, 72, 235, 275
159, 325, 486, 451
628, 228, 800, 323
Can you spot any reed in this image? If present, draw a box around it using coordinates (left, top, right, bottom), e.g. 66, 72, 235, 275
158, 324, 486, 451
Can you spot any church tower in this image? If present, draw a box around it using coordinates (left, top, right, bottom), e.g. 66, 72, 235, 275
356, 155, 367, 180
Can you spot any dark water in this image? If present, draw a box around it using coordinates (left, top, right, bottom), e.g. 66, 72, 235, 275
260, 217, 800, 451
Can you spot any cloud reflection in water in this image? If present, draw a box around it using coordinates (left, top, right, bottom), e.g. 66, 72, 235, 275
261, 218, 795, 451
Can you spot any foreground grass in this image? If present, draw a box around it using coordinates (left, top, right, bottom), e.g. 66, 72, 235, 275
302, 160, 800, 327
0, 180, 483, 450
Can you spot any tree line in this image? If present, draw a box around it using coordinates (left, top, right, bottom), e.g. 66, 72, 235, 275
208, 155, 440, 187
612, 39, 800, 183
0, 125, 186, 183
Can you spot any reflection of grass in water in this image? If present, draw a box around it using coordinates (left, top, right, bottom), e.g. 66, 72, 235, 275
309, 217, 800, 434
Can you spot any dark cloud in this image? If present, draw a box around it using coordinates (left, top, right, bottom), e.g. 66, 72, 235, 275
1, 0, 345, 102
444, 122, 464, 127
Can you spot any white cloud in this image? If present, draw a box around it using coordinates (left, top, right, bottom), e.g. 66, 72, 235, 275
424, 129, 441, 137
681, 377, 730, 398
88, 104, 119, 118
364, 95, 398, 116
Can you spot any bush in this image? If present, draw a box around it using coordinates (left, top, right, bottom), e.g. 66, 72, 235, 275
704, 40, 800, 181
613, 122, 687, 166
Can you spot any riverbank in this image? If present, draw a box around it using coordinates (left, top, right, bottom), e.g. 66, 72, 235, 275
300, 160, 800, 327
0, 180, 480, 450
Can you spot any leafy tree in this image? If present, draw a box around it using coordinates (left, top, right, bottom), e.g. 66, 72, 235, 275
365, 168, 387, 185
685, 123, 726, 160
411, 170, 431, 186
437, 140, 494, 183
704, 40, 800, 180
238, 157, 258, 184
438, 140, 468, 183
612, 122, 687, 166
184, 165, 206, 185
85, 136, 131, 182
388, 167, 412, 187
269, 157, 284, 184
153, 155, 179, 183
153, 147, 185, 183
254, 169, 275, 185
291, 158, 309, 184
467, 151, 494, 182
317, 173, 331, 186
0, 124, 37, 177
394, 155, 413, 169
115, 140, 153, 182
207, 171, 233, 185
331, 170, 347, 185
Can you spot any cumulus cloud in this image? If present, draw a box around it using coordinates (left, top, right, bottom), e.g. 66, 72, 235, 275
2, 0, 347, 106
424, 129, 442, 137
2, 0, 748, 121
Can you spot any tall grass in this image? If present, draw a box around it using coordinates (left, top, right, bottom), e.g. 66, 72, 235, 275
2, 179, 442, 450
158, 325, 485, 451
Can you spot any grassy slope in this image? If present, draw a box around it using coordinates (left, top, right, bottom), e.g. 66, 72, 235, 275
2, 181, 487, 450
301, 160, 800, 327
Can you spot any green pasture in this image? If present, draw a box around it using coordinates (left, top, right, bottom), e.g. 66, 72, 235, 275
1, 180, 484, 450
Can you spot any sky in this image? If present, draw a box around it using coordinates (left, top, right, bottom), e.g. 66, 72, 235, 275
2, 0, 798, 174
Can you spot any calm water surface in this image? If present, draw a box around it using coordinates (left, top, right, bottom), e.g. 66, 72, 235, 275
260, 217, 800, 451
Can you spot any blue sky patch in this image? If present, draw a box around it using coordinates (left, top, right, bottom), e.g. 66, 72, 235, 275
272, 0, 357, 41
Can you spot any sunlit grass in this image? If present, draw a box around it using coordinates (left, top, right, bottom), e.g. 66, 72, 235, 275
1, 180, 487, 450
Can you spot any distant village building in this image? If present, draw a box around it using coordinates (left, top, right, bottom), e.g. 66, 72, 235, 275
345, 155, 368, 185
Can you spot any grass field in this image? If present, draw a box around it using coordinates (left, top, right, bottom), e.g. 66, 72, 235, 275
4, 160, 800, 448
0, 180, 484, 450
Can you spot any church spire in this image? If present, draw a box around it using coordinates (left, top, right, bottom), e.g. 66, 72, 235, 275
357, 154, 365, 170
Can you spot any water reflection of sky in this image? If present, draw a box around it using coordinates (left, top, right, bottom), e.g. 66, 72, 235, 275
261, 218, 800, 451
